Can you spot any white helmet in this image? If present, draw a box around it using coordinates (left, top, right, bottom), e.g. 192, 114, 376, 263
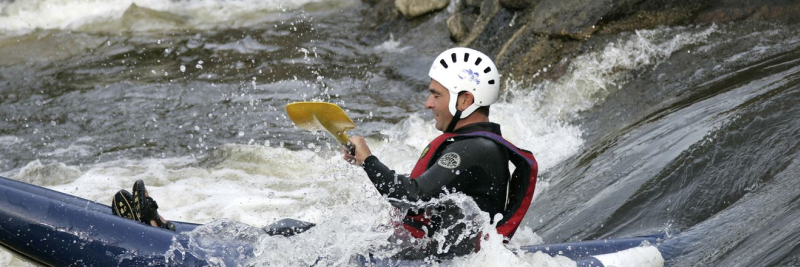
428, 47, 501, 118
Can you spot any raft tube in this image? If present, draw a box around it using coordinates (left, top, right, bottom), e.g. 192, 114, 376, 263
0, 176, 666, 266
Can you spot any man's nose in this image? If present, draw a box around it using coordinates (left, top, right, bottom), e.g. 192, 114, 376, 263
425, 95, 434, 109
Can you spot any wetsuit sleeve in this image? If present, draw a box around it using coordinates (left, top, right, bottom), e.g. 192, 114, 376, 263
362, 155, 416, 199
362, 138, 498, 202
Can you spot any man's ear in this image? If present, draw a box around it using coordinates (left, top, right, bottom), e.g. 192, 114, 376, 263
457, 92, 474, 111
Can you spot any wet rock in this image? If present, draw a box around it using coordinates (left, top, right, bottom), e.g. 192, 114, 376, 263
470, 8, 521, 58
447, 13, 468, 42
496, 30, 577, 85
499, 0, 535, 10
595, 8, 697, 35
447, 0, 502, 46
395, 0, 449, 19
526, 0, 628, 39
695, 3, 800, 24
525, 0, 703, 38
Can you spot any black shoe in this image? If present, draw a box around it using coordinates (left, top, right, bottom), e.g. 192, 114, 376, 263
132, 179, 176, 231
132, 179, 148, 224
111, 189, 137, 220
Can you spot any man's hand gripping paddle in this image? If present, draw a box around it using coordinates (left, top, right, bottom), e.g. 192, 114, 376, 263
285, 102, 356, 155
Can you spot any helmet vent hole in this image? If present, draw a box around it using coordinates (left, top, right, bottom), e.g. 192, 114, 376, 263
451, 53, 457, 63
440, 59, 449, 69
475, 58, 483, 66
488, 79, 495, 85
484, 67, 491, 73
464, 53, 470, 62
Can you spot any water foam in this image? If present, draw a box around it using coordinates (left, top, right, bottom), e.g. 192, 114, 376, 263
37, 144, 378, 226
525, 25, 716, 119
374, 34, 412, 53
0, 0, 357, 32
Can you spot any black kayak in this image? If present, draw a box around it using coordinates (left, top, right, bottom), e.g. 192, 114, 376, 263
0, 176, 667, 266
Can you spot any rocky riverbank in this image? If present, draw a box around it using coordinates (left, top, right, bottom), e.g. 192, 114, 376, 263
359, 0, 800, 86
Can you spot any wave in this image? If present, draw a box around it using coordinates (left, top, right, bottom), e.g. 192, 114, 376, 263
0, 0, 357, 32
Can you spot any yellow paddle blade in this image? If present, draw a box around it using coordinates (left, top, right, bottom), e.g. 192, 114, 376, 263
285, 102, 355, 145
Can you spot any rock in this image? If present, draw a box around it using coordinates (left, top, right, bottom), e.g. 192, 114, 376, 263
495, 25, 577, 85
526, 0, 621, 39
466, 0, 484, 8
447, 13, 468, 42
499, 0, 534, 9
452, 0, 502, 46
694, 3, 800, 24
469, 8, 520, 57
395, 0, 450, 19
525, 0, 704, 39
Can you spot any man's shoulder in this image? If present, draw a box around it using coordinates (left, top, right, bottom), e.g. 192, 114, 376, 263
447, 134, 504, 152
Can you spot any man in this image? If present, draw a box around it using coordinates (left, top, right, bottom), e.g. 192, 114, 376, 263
109, 47, 537, 258
344, 47, 538, 256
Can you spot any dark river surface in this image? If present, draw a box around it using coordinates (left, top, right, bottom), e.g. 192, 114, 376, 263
1, 0, 798, 266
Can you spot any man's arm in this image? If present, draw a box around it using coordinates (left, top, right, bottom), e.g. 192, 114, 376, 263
362, 139, 490, 202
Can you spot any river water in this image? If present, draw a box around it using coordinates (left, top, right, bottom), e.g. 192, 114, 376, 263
1, 0, 798, 266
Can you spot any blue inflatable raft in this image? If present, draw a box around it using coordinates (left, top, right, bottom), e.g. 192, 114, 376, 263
0, 176, 667, 266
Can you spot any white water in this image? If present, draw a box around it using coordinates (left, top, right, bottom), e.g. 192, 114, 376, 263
0, 17, 717, 266
0, 0, 358, 32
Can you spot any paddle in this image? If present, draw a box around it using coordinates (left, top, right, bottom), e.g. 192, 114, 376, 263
285, 102, 356, 155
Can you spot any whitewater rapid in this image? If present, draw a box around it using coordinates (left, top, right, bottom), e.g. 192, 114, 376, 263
0, 0, 725, 265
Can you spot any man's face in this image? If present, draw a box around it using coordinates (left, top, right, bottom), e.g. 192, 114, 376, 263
425, 79, 453, 132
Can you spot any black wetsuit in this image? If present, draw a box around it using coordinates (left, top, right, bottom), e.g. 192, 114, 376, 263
363, 122, 509, 215
363, 122, 510, 247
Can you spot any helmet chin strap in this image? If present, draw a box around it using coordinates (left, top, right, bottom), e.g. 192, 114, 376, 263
445, 109, 462, 133
445, 94, 480, 133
